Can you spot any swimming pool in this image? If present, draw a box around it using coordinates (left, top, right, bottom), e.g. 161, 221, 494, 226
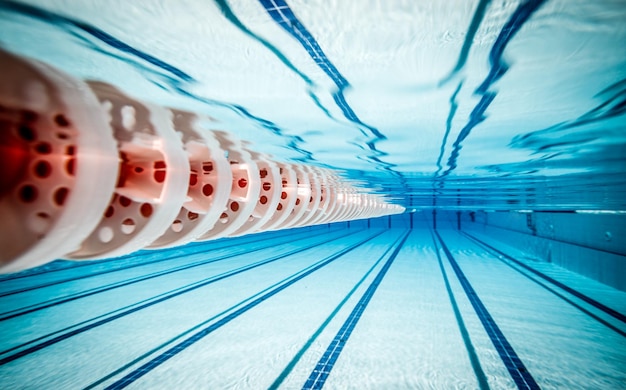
0, 0, 625, 388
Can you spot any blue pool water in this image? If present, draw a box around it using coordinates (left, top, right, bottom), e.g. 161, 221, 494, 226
0, 218, 625, 389
1, 0, 625, 211
1, 0, 626, 389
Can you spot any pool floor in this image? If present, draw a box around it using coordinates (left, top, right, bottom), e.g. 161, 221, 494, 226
0, 225, 624, 389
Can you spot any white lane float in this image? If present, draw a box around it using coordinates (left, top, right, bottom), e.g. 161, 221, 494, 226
0, 49, 405, 272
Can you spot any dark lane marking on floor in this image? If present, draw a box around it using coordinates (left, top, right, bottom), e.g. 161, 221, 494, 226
0, 227, 310, 283
435, 231, 540, 390
429, 230, 490, 390
0, 228, 342, 321
0, 229, 366, 362
464, 232, 626, 324
97, 231, 386, 389
0, 228, 314, 298
302, 231, 410, 389
269, 230, 409, 390
463, 233, 626, 337
83, 231, 383, 389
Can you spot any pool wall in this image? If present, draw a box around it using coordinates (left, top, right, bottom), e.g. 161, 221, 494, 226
351, 211, 626, 292
459, 211, 625, 291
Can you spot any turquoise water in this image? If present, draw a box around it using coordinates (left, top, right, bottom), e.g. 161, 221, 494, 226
0, 219, 625, 389
1, 0, 624, 211
1, 1, 626, 389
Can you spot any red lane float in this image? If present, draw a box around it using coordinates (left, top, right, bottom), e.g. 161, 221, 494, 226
0, 50, 404, 272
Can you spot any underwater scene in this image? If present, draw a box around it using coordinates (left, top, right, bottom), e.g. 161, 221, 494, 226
0, 0, 625, 389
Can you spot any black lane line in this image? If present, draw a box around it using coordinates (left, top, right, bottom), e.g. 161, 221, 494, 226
0, 229, 326, 319
0, 226, 311, 283
268, 230, 409, 390
462, 232, 626, 338
0, 227, 311, 298
88, 230, 396, 390
0, 228, 339, 321
0, 228, 302, 295
434, 231, 540, 390
0, 229, 365, 362
0, 225, 308, 284
464, 232, 626, 324
97, 230, 385, 389
302, 231, 410, 389
429, 230, 490, 390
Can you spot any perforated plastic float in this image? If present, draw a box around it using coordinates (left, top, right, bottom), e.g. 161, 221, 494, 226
0, 49, 404, 272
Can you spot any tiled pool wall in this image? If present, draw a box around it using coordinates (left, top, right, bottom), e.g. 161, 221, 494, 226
459, 211, 626, 292
345, 211, 625, 292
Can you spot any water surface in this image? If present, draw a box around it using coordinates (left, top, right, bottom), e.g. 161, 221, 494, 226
1, 0, 624, 210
